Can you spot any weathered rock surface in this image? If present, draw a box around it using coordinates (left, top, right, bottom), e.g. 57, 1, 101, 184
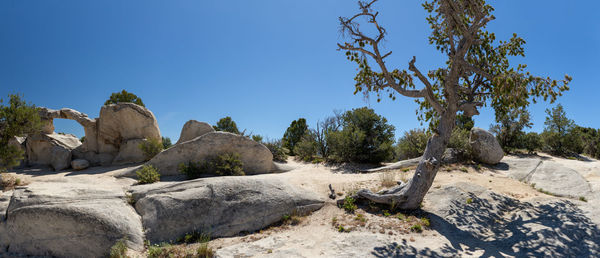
131, 176, 325, 243
4, 181, 144, 257
112, 138, 148, 165
0, 191, 12, 251
25, 133, 81, 170
8, 136, 27, 167
71, 159, 90, 170
97, 103, 161, 155
176, 120, 215, 144
148, 131, 274, 176
423, 182, 600, 257
470, 127, 504, 164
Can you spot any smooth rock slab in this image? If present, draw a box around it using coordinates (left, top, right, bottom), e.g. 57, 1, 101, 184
148, 131, 274, 176
131, 176, 325, 243
529, 161, 591, 198
4, 182, 144, 258
176, 120, 215, 144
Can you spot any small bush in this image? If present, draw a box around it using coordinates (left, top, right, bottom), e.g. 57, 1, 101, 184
448, 127, 472, 160
251, 135, 263, 143
196, 243, 214, 258
139, 138, 163, 161
420, 217, 431, 227
523, 132, 543, 154
294, 135, 318, 161
179, 152, 244, 179
410, 224, 423, 233
264, 140, 289, 162
178, 231, 210, 244
109, 238, 128, 258
136, 165, 160, 184
342, 196, 357, 213
395, 129, 430, 160
161, 137, 172, 149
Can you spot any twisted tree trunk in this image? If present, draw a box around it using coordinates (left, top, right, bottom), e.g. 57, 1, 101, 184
348, 109, 456, 210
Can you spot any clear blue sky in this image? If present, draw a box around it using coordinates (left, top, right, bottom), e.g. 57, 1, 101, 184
1, 1, 598, 142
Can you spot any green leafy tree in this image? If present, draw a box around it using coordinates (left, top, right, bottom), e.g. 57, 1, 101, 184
282, 118, 309, 155
104, 90, 145, 107
338, 0, 570, 209
0, 95, 42, 170
161, 137, 172, 149
523, 132, 543, 154
543, 104, 577, 155
213, 116, 240, 134
328, 107, 395, 163
314, 111, 343, 159
573, 127, 600, 158
489, 107, 532, 153
395, 129, 431, 160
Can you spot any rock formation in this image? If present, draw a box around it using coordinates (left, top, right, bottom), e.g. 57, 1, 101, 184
130, 176, 325, 243
148, 131, 274, 176
176, 120, 215, 144
26, 103, 162, 170
470, 127, 504, 164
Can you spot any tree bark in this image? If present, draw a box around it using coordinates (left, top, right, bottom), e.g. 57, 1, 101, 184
348, 109, 456, 210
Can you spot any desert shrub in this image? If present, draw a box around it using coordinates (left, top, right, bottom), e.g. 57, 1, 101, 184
264, 139, 289, 162
161, 137, 172, 149
328, 107, 395, 164
0, 94, 42, 170
342, 196, 357, 213
522, 132, 543, 154
251, 134, 263, 143
395, 129, 430, 160
573, 127, 600, 158
447, 127, 472, 160
139, 138, 164, 161
136, 165, 160, 184
213, 116, 240, 134
179, 152, 244, 179
109, 237, 128, 258
294, 134, 318, 161
490, 107, 532, 153
104, 90, 145, 107
282, 118, 309, 155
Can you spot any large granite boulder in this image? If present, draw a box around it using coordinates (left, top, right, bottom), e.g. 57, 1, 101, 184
470, 127, 504, 164
148, 131, 274, 176
25, 133, 81, 171
112, 138, 148, 165
176, 120, 215, 144
4, 182, 144, 257
130, 176, 325, 243
97, 103, 161, 156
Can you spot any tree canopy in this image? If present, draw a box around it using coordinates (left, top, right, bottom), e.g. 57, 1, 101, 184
104, 90, 145, 107
213, 116, 240, 134
282, 118, 309, 155
0, 94, 42, 170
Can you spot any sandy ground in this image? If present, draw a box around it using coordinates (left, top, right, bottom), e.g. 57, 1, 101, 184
3, 153, 599, 257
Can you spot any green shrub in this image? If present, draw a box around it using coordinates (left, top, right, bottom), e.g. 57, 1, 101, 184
447, 127, 472, 160
282, 118, 309, 155
328, 107, 395, 164
410, 224, 423, 233
136, 165, 160, 184
177, 231, 210, 244
543, 104, 579, 156
213, 116, 240, 134
264, 139, 289, 162
294, 134, 318, 161
342, 196, 357, 213
523, 132, 543, 154
179, 152, 244, 179
395, 129, 430, 160
0, 94, 42, 170
139, 138, 163, 161
161, 137, 172, 149
251, 135, 263, 143
109, 237, 128, 258
105, 90, 145, 107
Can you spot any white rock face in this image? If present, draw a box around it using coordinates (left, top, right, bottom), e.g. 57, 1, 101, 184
97, 103, 161, 155
470, 127, 504, 164
131, 176, 325, 243
112, 138, 148, 165
71, 159, 90, 170
148, 131, 274, 176
25, 133, 81, 171
4, 182, 144, 257
176, 120, 215, 144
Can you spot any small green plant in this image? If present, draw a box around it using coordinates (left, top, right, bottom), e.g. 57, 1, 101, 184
579, 196, 588, 202
420, 217, 431, 227
382, 210, 391, 217
410, 224, 423, 233
177, 231, 210, 244
466, 198, 473, 204
354, 213, 367, 222
136, 165, 160, 184
109, 237, 128, 258
179, 152, 245, 179
139, 138, 163, 161
125, 193, 135, 205
337, 225, 350, 233
331, 217, 338, 225
460, 167, 468, 173
397, 213, 406, 220
402, 168, 409, 172
196, 243, 214, 258
342, 196, 357, 213
14, 178, 21, 185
